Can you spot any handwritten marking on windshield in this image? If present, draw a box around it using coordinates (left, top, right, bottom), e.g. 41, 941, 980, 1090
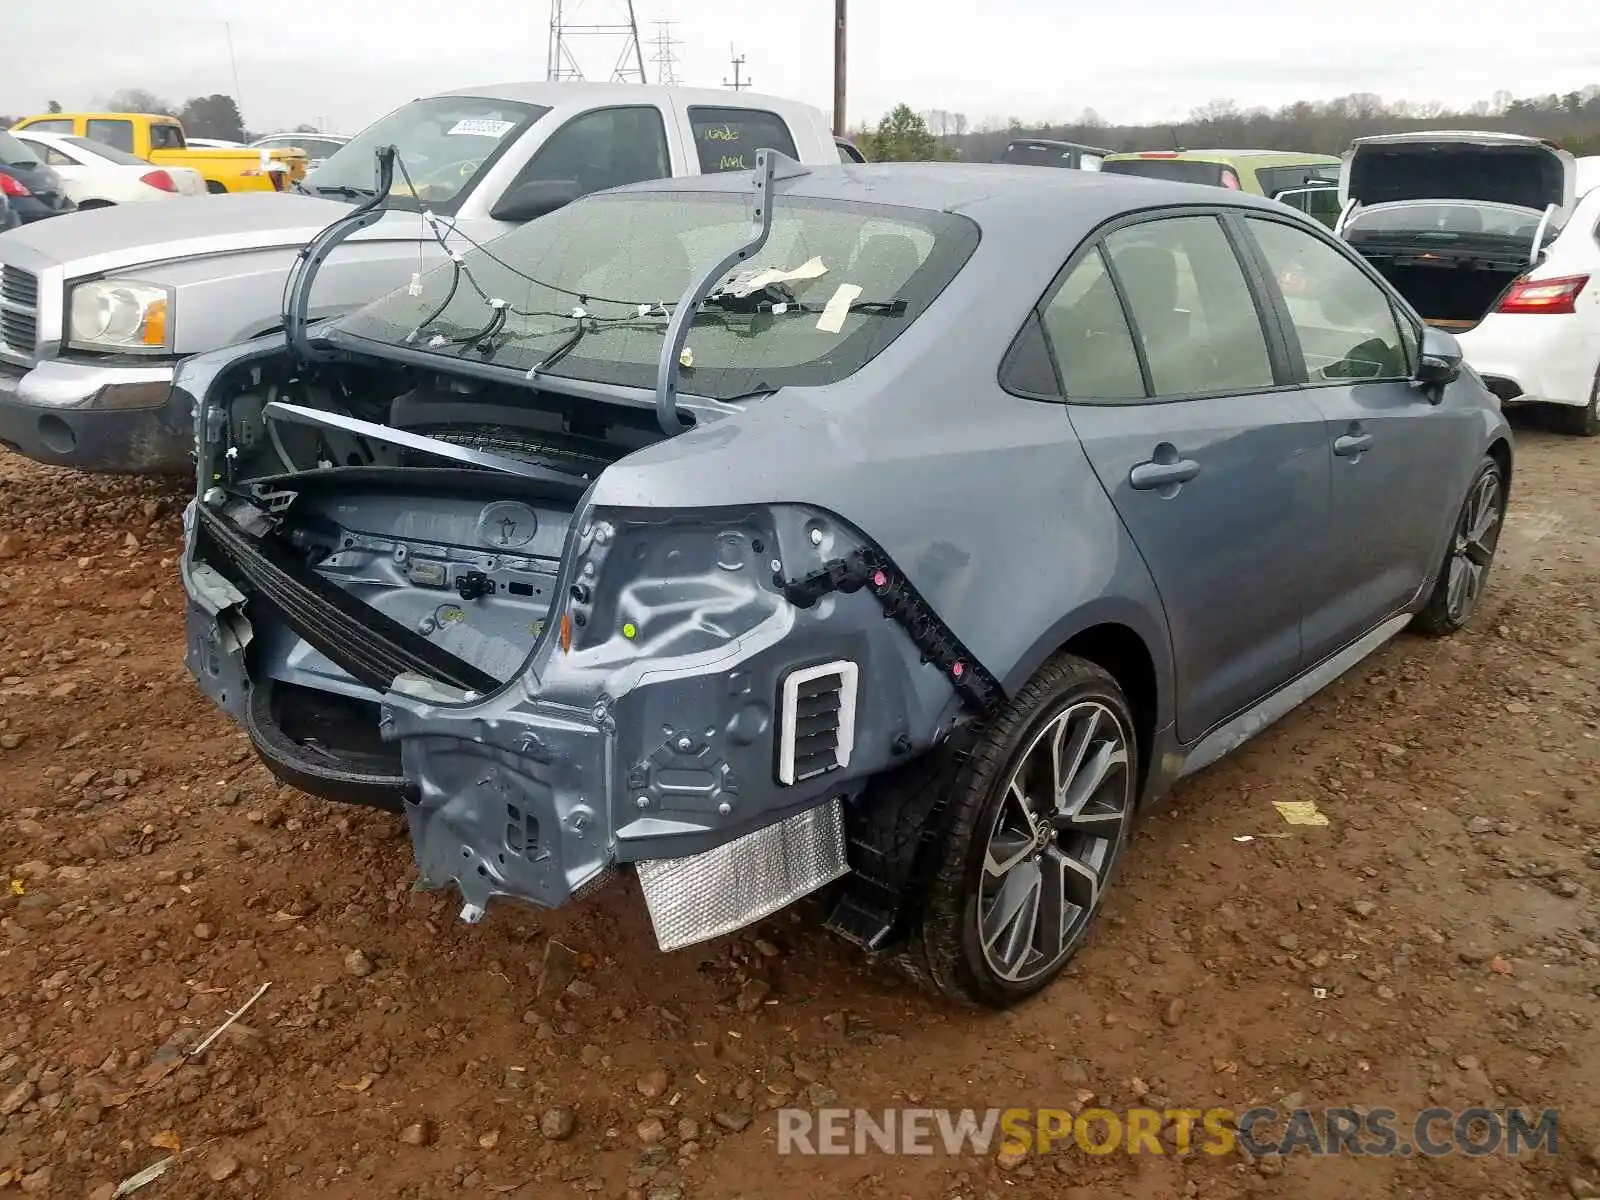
704, 125, 739, 142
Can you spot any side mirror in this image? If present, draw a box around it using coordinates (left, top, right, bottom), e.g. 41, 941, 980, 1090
489, 179, 582, 223
1416, 326, 1463, 396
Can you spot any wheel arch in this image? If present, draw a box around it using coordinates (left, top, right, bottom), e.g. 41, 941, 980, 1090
1001, 599, 1174, 799
1486, 434, 1512, 493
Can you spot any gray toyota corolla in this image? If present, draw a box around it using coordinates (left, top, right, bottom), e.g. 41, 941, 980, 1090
178, 152, 1511, 1007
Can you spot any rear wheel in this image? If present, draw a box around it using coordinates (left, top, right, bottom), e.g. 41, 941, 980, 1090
205, 180, 228, 195
1410, 454, 1506, 636
1546, 368, 1600, 437
77, 199, 113, 210
894, 655, 1138, 1008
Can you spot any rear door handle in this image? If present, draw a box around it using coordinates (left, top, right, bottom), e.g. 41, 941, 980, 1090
1333, 432, 1374, 457
1129, 457, 1201, 490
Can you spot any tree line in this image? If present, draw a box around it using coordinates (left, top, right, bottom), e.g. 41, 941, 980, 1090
917, 86, 1600, 162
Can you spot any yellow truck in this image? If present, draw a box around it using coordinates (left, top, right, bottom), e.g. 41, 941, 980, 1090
8, 112, 307, 193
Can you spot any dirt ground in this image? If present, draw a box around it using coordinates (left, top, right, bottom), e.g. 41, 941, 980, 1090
0, 419, 1597, 1200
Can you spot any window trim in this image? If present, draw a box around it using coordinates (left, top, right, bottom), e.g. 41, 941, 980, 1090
1002, 203, 1303, 407
684, 104, 800, 174
1229, 209, 1423, 388
502, 102, 672, 198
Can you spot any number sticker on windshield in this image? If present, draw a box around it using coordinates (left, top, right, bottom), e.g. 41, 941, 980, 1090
445, 119, 516, 138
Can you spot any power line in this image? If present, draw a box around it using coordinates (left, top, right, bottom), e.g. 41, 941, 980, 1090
548, 0, 647, 84
724, 45, 749, 91
649, 20, 683, 86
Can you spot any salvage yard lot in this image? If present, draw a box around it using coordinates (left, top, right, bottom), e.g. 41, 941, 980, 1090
0, 425, 1597, 1200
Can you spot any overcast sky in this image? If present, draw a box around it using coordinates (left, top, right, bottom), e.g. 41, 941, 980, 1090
4, 0, 1600, 135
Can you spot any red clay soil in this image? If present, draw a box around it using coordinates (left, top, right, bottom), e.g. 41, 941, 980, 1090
0, 425, 1596, 1200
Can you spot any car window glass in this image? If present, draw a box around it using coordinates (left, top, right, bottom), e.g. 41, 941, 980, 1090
148, 124, 185, 150
85, 120, 136, 154
506, 106, 670, 200
0, 132, 42, 167
1038, 247, 1146, 401
41, 146, 75, 167
1245, 217, 1412, 382
686, 106, 799, 173
64, 136, 148, 166
22, 120, 72, 136
337, 191, 977, 400
1104, 216, 1274, 395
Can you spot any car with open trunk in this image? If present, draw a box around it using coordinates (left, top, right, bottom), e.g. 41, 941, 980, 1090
1336, 131, 1600, 434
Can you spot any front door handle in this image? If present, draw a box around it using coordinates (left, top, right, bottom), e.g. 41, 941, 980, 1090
1333, 432, 1374, 457
1129, 457, 1201, 490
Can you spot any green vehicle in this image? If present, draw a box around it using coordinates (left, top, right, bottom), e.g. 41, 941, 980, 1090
1100, 149, 1343, 225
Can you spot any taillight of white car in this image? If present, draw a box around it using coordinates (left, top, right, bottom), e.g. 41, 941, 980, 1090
1495, 274, 1590, 315
140, 169, 178, 194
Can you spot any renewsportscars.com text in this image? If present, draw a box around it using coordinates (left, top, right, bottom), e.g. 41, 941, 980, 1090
775, 1105, 1559, 1158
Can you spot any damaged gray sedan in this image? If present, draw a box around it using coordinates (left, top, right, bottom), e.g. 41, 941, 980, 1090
180, 150, 1511, 1006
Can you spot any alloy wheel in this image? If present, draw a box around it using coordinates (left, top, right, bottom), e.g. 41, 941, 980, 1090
977, 700, 1133, 984
1446, 467, 1503, 623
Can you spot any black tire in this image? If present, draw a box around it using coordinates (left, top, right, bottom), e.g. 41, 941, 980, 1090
1547, 369, 1600, 437
77, 199, 113, 210
1410, 454, 1506, 637
893, 654, 1138, 1008
205, 180, 228, 195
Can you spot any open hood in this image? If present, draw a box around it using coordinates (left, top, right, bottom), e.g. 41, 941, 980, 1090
1340, 131, 1575, 215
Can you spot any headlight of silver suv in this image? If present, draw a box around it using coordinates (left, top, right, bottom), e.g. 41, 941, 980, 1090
66, 279, 173, 355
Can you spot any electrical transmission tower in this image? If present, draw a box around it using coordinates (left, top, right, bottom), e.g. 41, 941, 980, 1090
547, 0, 647, 84
724, 46, 750, 91
649, 20, 682, 86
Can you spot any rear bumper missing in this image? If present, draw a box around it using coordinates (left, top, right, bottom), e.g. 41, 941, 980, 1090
182, 497, 976, 950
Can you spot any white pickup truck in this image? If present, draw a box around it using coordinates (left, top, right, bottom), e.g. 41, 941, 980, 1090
0, 82, 857, 473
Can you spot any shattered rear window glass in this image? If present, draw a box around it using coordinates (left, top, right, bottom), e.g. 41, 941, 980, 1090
333, 190, 980, 401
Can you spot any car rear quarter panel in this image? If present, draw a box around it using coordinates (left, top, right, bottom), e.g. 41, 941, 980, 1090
583, 225, 1178, 740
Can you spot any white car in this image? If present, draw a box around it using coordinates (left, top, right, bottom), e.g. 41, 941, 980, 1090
1337, 132, 1600, 435
185, 138, 245, 150
9, 131, 208, 208
248, 131, 350, 171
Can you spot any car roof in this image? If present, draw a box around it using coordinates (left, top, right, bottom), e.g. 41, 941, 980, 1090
433, 80, 813, 112
606, 160, 1293, 227
1102, 149, 1340, 164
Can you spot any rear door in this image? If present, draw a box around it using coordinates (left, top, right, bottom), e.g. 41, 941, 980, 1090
1234, 212, 1475, 661
1044, 210, 1329, 742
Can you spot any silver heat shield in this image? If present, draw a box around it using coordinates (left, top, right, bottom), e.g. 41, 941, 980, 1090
635, 800, 850, 951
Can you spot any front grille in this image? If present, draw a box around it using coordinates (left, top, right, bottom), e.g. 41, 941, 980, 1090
0, 266, 39, 356
0, 308, 36, 355
0, 267, 38, 308
776, 660, 858, 785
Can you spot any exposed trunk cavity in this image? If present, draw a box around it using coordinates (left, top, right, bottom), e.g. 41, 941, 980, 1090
1348, 233, 1529, 330
192, 361, 670, 796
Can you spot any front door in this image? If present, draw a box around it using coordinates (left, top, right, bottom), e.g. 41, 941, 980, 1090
1040, 212, 1329, 742
1235, 213, 1476, 664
